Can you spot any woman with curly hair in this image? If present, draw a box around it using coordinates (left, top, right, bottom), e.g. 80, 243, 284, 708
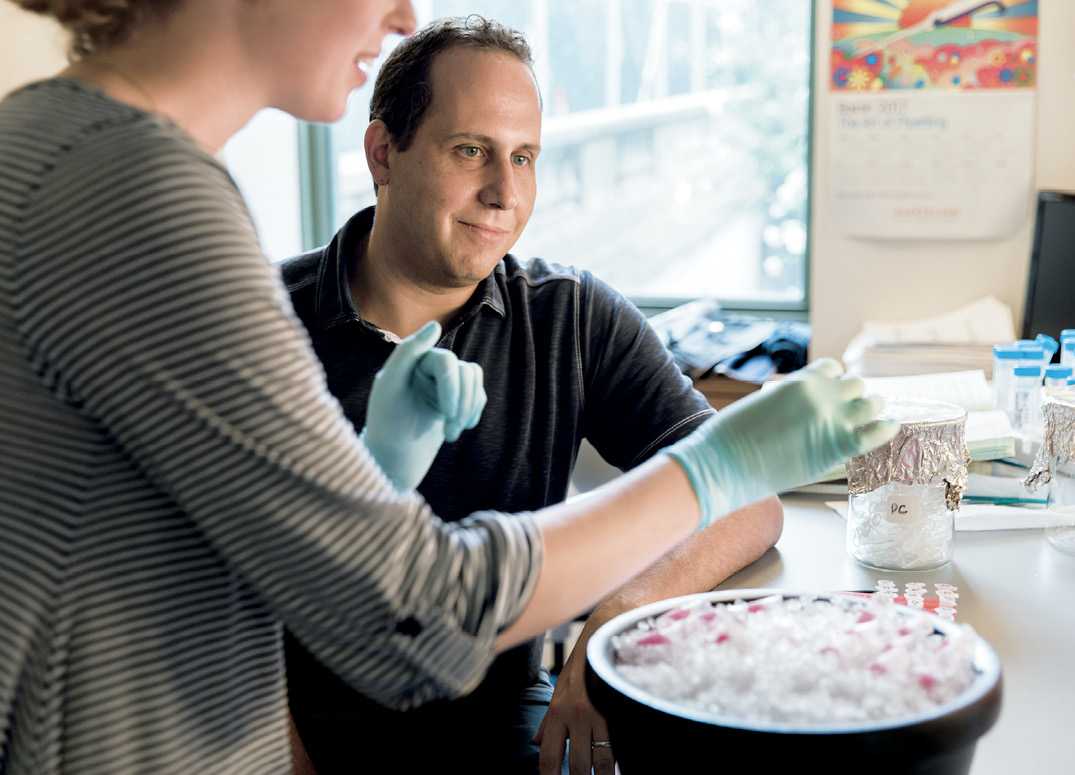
0, 2, 895, 773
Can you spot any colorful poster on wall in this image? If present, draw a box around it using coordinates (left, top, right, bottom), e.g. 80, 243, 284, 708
827, 0, 1038, 239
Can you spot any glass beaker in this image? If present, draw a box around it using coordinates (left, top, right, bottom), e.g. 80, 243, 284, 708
1025, 390, 1075, 555
846, 398, 969, 571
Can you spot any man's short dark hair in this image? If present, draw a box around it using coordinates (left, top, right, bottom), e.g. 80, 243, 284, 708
370, 15, 539, 152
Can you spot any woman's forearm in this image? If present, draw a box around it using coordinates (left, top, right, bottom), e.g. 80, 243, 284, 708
494, 455, 700, 651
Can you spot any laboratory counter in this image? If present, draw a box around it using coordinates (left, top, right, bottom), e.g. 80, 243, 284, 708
714, 493, 1075, 775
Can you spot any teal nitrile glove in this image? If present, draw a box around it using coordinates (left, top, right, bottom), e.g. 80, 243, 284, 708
361, 321, 487, 491
664, 358, 900, 528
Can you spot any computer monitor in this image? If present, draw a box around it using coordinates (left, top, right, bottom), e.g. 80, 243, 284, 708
1021, 190, 1075, 356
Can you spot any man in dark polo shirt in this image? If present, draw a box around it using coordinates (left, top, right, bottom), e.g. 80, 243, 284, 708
280, 16, 783, 775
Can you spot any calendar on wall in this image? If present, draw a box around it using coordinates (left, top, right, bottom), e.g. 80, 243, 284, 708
827, 0, 1039, 239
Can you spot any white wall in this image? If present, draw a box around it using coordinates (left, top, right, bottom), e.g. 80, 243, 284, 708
0, 4, 66, 97
6, 2, 1075, 363
810, 0, 1075, 359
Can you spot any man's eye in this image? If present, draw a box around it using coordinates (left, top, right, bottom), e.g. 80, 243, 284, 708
513, 154, 531, 166
460, 146, 481, 158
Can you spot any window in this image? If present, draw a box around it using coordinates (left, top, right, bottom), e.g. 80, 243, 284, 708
225, 0, 813, 309
221, 109, 304, 262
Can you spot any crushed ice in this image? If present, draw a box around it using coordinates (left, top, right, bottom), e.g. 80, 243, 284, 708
611, 594, 978, 724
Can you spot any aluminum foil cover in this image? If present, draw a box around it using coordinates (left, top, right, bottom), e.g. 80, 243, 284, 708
846, 397, 970, 511
1025, 389, 1075, 490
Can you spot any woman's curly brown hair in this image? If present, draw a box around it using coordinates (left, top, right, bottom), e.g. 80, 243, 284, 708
13, 0, 176, 58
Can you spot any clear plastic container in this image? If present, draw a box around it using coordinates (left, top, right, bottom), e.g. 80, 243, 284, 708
1014, 344, 1046, 374
1044, 364, 1072, 391
1045, 457, 1075, 555
1011, 364, 1042, 434
846, 398, 969, 571
1061, 337, 1075, 369
991, 344, 1023, 415
1035, 334, 1059, 362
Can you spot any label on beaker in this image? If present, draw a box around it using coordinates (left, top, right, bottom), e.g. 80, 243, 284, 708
886, 495, 918, 524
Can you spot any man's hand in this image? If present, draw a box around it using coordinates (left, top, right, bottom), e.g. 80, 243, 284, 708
362, 321, 486, 490
533, 623, 615, 775
288, 711, 318, 775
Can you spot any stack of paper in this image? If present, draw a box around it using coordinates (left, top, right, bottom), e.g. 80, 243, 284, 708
860, 370, 994, 411
842, 296, 1017, 379
963, 411, 1017, 462
847, 343, 999, 378
963, 465, 1047, 506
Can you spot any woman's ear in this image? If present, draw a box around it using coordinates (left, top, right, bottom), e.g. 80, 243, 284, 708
365, 119, 393, 188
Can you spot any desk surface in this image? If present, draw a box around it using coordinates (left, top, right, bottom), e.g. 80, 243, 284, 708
715, 494, 1075, 775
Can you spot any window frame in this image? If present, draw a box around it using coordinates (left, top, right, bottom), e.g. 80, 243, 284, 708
294, 2, 815, 321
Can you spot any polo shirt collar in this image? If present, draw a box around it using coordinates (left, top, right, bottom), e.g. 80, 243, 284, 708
312, 205, 508, 332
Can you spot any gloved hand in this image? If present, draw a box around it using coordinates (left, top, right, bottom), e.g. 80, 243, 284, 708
664, 358, 899, 528
361, 321, 486, 491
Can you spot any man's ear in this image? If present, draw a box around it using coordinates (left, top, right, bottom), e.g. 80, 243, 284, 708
365, 119, 394, 188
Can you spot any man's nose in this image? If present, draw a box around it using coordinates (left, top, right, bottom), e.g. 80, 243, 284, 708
479, 158, 519, 210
